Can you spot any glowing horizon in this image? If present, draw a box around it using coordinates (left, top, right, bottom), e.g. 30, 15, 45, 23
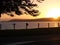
45, 8, 60, 18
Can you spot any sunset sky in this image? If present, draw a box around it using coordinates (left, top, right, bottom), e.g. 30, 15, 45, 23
0, 0, 60, 21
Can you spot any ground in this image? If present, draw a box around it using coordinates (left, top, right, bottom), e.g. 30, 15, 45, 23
0, 27, 60, 45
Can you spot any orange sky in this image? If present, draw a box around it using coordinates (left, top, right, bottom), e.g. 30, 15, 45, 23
0, 0, 60, 21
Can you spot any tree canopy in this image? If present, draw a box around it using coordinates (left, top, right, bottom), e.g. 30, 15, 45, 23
0, 0, 44, 17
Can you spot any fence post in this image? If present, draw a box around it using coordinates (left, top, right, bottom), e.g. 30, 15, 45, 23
38, 23, 39, 29
26, 23, 28, 30
13, 23, 16, 30
48, 23, 50, 28
58, 22, 60, 28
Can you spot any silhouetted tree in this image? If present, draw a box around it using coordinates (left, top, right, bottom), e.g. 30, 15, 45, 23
0, 0, 44, 17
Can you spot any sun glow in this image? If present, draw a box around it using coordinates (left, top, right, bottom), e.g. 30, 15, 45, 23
46, 8, 60, 18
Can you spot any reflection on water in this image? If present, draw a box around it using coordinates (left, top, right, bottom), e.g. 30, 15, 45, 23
0, 21, 60, 30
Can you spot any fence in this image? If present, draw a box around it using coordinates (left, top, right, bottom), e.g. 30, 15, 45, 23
0, 21, 60, 30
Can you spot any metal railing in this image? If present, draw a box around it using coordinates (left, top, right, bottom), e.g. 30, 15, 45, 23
0, 22, 60, 30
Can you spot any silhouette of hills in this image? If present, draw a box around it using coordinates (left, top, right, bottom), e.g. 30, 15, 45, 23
9, 18, 60, 22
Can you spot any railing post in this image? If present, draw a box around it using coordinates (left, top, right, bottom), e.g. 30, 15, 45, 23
48, 23, 50, 28
58, 22, 60, 28
38, 23, 39, 29
26, 23, 28, 30
13, 23, 16, 31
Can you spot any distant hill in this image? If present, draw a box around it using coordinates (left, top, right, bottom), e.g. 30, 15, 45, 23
8, 18, 60, 22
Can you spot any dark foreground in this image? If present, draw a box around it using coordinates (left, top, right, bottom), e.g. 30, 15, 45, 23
0, 27, 60, 45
